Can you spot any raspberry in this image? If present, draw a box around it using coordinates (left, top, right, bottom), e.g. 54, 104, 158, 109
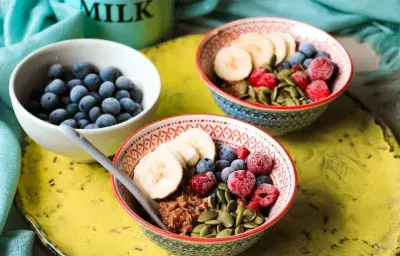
251, 184, 280, 207
247, 201, 259, 212
307, 57, 334, 81
305, 80, 330, 102
227, 170, 255, 199
253, 73, 277, 89
236, 146, 250, 160
189, 172, 217, 197
292, 64, 302, 72
247, 151, 273, 175
249, 68, 266, 86
290, 71, 309, 89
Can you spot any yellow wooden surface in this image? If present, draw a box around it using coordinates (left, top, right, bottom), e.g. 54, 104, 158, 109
17, 35, 400, 256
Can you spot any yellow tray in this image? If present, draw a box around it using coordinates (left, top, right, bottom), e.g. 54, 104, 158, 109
16, 35, 400, 256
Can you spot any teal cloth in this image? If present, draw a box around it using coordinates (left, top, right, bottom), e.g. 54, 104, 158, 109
0, 1, 400, 256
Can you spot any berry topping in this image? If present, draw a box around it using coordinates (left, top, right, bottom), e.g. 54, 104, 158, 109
305, 80, 330, 102
227, 170, 255, 199
247, 201, 259, 212
215, 160, 230, 172
256, 175, 273, 186
253, 73, 277, 89
230, 159, 246, 171
290, 71, 309, 89
246, 151, 273, 175
289, 52, 306, 65
221, 167, 236, 182
236, 146, 250, 160
307, 57, 334, 81
218, 145, 238, 163
299, 42, 316, 57
251, 184, 280, 207
189, 172, 217, 197
196, 158, 216, 174
249, 68, 266, 86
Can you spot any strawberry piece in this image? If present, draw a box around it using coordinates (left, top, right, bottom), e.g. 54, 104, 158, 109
292, 64, 302, 72
249, 68, 266, 86
251, 184, 280, 207
305, 80, 330, 102
227, 170, 255, 199
236, 146, 250, 160
290, 71, 309, 89
189, 172, 217, 197
307, 57, 334, 81
247, 151, 273, 175
247, 201, 260, 212
253, 73, 277, 89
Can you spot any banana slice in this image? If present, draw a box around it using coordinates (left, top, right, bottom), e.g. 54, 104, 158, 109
265, 32, 287, 65
280, 33, 296, 61
176, 128, 216, 161
231, 33, 274, 68
133, 150, 183, 200
213, 46, 252, 82
157, 140, 199, 168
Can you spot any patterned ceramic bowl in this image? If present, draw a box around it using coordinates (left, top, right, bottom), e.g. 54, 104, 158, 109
195, 17, 353, 136
111, 114, 297, 256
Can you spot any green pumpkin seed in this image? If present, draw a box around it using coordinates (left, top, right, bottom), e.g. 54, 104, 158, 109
271, 102, 281, 106
292, 97, 300, 105
257, 91, 269, 105
208, 196, 217, 208
254, 215, 265, 225
259, 86, 272, 94
284, 76, 297, 86
227, 200, 238, 213
296, 86, 307, 98
237, 81, 248, 96
298, 62, 306, 71
276, 94, 285, 103
245, 98, 257, 103
235, 204, 245, 226
225, 190, 232, 202
209, 227, 217, 234
216, 228, 232, 238
262, 63, 272, 72
217, 189, 227, 205
217, 224, 224, 233
248, 86, 256, 99
198, 211, 218, 223
273, 69, 278, 76
276, 82, 289, 89
220, 204, 227, 212
281, 91, 291, 98
239, 94, 249, 99
284, 86, 299, 98
300, 99, 307, 105
217, 211, 234, 228
235, 224, 245, 235
243, 222, 258, 229
200, 225, 211, 237
277, 69, 293, 80
271, 86, 278, 102
245, 229, 253, 233
191, 232, 200, 237
269, 54, 277, 67
192, 224, 208, 233
284, 98, 296, 106
204, 233, 217, 238
243, 208, 257, 222
217, 183, 228, 191
231, 212, 238, 218
205, 220, 222, 225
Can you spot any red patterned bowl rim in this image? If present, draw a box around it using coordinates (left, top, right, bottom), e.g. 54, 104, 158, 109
110, 114, 298, 243
195, 17, 354, 111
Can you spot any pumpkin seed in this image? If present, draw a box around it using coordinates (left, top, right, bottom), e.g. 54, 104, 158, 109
298, 62, 306, 71
208, 196, 217, 208
235, 204, 245, 226
276, 82, 289, 89
217, 189, 227, 205
217, 211, 234, 228
257, 90, 269, 105
231, 212, 238, 218
243, 208, 257, 222
273, 69, 278, 76
292, 97, 300, 105
259, 86, 272, 94
235, 224, 245, 235
254, 215, 265, 225
220, 204, 227, 212
262, 63, 272, 72
284, 98, 296, 106
271, 86, 278, 102
300, 99, 307, 105
216, 228, 232, 238
245, 229, 253, 232
198, 211, 218, 222
281, 91, 291, 98
217, 224, 224, 233
269, 54, 277, 67
209, 227, 217, 235
217, 183, 228, 191
285, 86, 299, 98
191, 232, 200, 237
284, 76, 297, 86
248, 86, 256, 99
225, 190, 232, 202
227, 200, 238, 213
237, 81, 248, 96
245, 98, 257, 103
239, 94, 249, 99
276, 94, 285, 103
204, 234, 217, 238
205, 220, 222, 225
271, 102, 281, 106
192, 224, 208, 233
243, 222, 258, 229
277, 69, 293, 80
200, 225, 211, 237
296, 86, 306, 98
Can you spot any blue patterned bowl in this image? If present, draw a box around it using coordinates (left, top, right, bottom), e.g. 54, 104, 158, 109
195, 17, 353, 136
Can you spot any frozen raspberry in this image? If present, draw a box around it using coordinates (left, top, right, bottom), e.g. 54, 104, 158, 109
290, 71, 309, 89
236, 146, 250, 160
307, 57, 334, 81
251, 184, 280, 207
249, 68, 266, 86
292, 64, 302, 72
227, 170, 255, 199
247, 201, 259, 212
305, 80, 330, 102
253, 73, 277, 89
247, 151, 273, 175
189, 172, 217, 197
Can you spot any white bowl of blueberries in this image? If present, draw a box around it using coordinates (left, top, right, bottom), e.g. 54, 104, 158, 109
9, 39, 161, 162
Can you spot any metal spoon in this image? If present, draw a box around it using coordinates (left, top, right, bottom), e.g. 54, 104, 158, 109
59, 124, 168, 231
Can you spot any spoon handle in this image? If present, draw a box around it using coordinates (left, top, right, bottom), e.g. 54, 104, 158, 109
59, 125, 168, 231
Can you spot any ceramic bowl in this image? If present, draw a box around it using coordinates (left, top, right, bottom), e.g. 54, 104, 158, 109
10, 39, 161, 162
195, 17, 353, 136
111, 114, 297, 256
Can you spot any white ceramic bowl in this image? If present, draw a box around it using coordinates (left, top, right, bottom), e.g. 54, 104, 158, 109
10, 39, 161, 162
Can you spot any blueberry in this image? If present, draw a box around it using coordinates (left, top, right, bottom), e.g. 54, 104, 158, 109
60, 119, 77, 128
41, 93, 60, 112
101, 98, 121, 115
215, 160, 230, 172
131, 102, 143, 117
85, 124, 99, 129
70, 85, 89, 103
218, 145, 237, 163
215, 172, 222, 181
289, 52, 306, 65
116, 112, 132, 123
115, 76, 133, 90
72, 61, 91, 79
61, 96, 71, 106
277, 61, 291, 71
67, 79, 83, 90
316, 51, 330, 59
230, 159, 246, 171
65, 103, 79, 117
119, 98, 136, 113
89, 92, 102, 104
28, 101, 41, 115
299, 42, 316, 57
303, 58, 313, 68
115, 90, 131, 101
48, 64, 64, 79
89, 107, 102, 122
84, 73, 102, 91
73, 112, 88, 121
221, 167, 236, 182
256, 175, 273, 186
209, 191, 217, 199
196, 158, 215, 174
306, 99, 314, 104
130, 88, 143, 103
79, 95, 97, 113
96, 114, 117, 128
49, 109, 68, 125
77, 119, 90, 129
46, 79, 66, 96
99, 81, 116, 99
99, 66, 120, 82
36, 113, 48, 121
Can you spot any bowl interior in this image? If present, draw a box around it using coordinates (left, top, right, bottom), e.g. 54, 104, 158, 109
197, 17, 352, 107
113, 115, 297, 240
